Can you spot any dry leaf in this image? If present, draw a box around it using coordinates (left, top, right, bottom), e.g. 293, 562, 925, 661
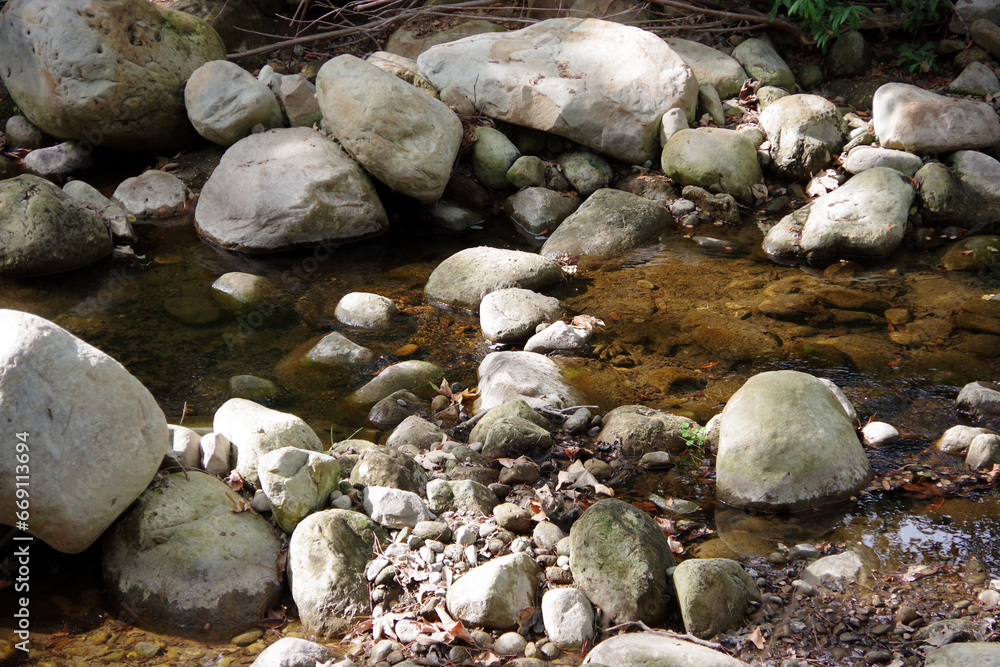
750, 182, 769, 204
225, 491, 251, 513
747, 625, 766, 649
224, 470, 244, 491
556, 460, 614, 497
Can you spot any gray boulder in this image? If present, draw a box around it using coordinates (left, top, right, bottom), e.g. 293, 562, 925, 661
335, 292, 397, 329
596, 405, 698, 457
665, 38, 748, 99
385, 415, 446, 451
287, 509, 387, 637
843, 146, 922, 176
62, 179, 135, 243
469, 398, 552, 444
951, 0, 1000, 33
446, 552, 540, 629
5, 115, 46, 149
195, 128, 387, 252
583, 632, 751, 666
569, 498, 676, 625
350, 446, 428, 495
258, 447, 341, 533
557, 151, 614, 197
949, 150, 1000, 206
937, 425, 994, 454
731, 38, 795, 90
762, 167, 915, 260
967, 433, 1000, 469
661, 128, 763, 205
184, 60, 284, 146
480, 288, 563, 343
949, 61, 1000, 96
827, 31, 872, 77
473, 127, 521, 189
957, 381, 1000, 416
426, 478, 498, 515
758, 94, 844, 180
21, 141, 92, 178
540, 188, 671, 259
800, 544, 879, 591
424, 246, 565, 312
474, 351, 586, 412
0, 175, 112, 277
317, 54, 462, 203
363, 486, 434, 528
213, 398, 324, 486
672, 558, 760, 639
505, 188, 582, 236
524, 320, 592, 354
915, 162, 974, 225
112, 170, 188, 218
541, 588, 595, 650
250, 637, 337, 667
0, 310, 168, 553
717, 370, 873, 511
481, 416, 554, 460
507, 155, 547, 188
872, 83, 1000, 153
417, 18, 698, 164
348, 360, 445, 409
0, 0, 225, 152
279, 75, 323, 128
102, 471, 282, 637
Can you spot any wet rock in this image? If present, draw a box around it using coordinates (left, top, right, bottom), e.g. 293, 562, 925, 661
335, 292, 397, 329
800, 544, 879, 591
557, 151, 613, 197
843, 146, 922, 176
473, 127, 521, 189
681, 185, 741, 224
540, 188, 671, 259
862, 421, 900, 446
570, 499, 675, 625
828, 31, 872, 77
481, 416, 554, 460
426, 479, 498, 515
250, 637, 337, 667
258, 447, 340, 533
949, 150, 1000, 206
596, 405, 697, 457
287, 509, 387, 637
279, 74, 323, 128
0, 175, 112, 277
184, 60, 284, 146
915, 162, 975, 225
758, 94, 844, 180
673, 558, 760, 639
195, 128, 388, 252
317, 55, 461, 203
583, 631, 750, 666
937, 424, 994, 454
0, 0, 225, 151
349, 360, 445, 409
363, 486, 434, 528
474, 351, 587, 412
957, 381, 1000, 416
428, 199, 485, 231
350, 447, 428, 495
0, 310, 167, 553
942, 236, 1000, 272
666, 38, 748, 99
112, 170, 187, 218
717, 370, 873, 511
967, 433, 1000, 469
367, 390, 428, 430
229, 374, 281, 401
950, 61, 1000, 96
872, 83, 1000, 153
731, 38, 795, 90
103, 471, 282, 637
446, 552, 540, 630
5, 115, 46, 149
62, 180, 134, 242
682, 311, 781, 361
213, 398, 324, 486
211, 272, 282, 317
661, 128, 763, 205
524, 320, 591, 354
385, 415, 446, 451
417, 18, 697, 164
21, 140, 92, 179
480, 288, 563, 344
424, 246, 564, 312
762, 167, 915, 260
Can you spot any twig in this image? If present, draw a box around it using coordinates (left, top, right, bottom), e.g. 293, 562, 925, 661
601, 621, 725, 650
644, 0, 812, 45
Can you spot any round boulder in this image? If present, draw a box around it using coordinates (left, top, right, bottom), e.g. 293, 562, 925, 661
0, 0, 226, 152
717, 370, 873, 511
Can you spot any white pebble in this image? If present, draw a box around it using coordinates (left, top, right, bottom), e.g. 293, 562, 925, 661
455, 526, 478, 546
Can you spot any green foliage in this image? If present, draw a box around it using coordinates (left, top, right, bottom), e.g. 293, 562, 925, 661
679, 421, 707, 450
898, 41, 938, 73
769, 0, 872, 52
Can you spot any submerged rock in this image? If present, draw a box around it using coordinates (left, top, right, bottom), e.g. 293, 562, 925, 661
716, 370, 873, 511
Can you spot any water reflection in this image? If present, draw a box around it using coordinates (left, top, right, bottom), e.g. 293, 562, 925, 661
714, 502, 851, 556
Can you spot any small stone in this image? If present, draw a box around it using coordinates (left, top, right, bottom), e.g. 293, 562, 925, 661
494, 631, 528, 656
455, 525, 478, 546
132, 642, 163, 658
231, 629, 262, 646
978, 589, 1000, 608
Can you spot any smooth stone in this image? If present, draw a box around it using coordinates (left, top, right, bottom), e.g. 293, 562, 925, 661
915, 162, 975, 225
112, 170, 188, 218
62, 179, 135, 243
950, 150, 1000, 206
249, 637, 337, 667
279, 74, 323, 128
335, 292, 397, 329
872, 82, 1000, 153
480, 288, 564, 344
348, 360, 445, 409
363, 486, 435, 528
21, 140, 92, 178
582, 631, 750, 666
937, 424, 994, 454
827, 30, 872, 77
4, 115, 46, 149
843, 146, 923, 176
473, 126, 521, 190
505, 187, 582, 236
258, 446, 341, 533
661, 127, 763, 205
445, 552, 540, 630
210, 272, 282, 317
557, 151, 613, 198
758, 94, 844, 180
184, 60, 284, 146
474, 351, 587, 412
949, 61, 1000, 96
731, 37, 795, 90
665, 37, 748, 99
672, 558, 760, 639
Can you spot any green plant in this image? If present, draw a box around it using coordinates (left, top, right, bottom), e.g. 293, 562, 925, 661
888, 0, 942, 32
679, 422, 707, 449
898, 41, 938, 73
769, 0, 872, 52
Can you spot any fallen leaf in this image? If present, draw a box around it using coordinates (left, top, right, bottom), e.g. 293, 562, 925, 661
556, 460, 614, 496
747, 625, 766, 649
394, 343, 418, 356
224, 470, 244, 491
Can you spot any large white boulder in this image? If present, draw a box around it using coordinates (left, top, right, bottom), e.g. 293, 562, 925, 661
194, 127, 388, 252
417, 18, 698, 165
0, 0, 225, 152
0, 310, 168, 553
184, 60, 284, 146
873, 82, 1000, 154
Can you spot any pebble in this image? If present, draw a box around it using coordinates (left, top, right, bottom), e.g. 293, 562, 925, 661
132, 642, 163, 657
494, 632, 528, 655
789, 543, 820, 560
864, 648, 893, 664
978, 589, 1000, 608
230, 629, 261, 646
